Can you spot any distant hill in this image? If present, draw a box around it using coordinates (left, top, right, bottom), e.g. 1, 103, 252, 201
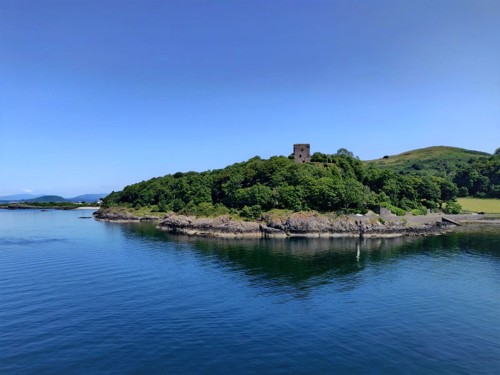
364, 146, 490, 176
24, 195, 67, 203
0, 193, 108, 203
67, 194, 108, 203
25, 195, 68, 203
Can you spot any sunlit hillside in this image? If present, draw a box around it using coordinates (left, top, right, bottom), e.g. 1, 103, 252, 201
365, 146, 491, 176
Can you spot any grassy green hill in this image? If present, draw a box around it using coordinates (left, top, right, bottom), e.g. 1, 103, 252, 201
364, 146, 490, 176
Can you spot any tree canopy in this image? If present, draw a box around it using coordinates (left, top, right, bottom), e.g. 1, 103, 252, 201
102, 148, 498, 218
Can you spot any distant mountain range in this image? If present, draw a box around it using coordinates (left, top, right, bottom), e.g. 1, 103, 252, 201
0, 193, 108, 203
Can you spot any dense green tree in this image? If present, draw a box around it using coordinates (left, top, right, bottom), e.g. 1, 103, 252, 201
307, 177, 344, 211
235, 184, 274, 210
437, 178, 458, 202
275, 185, 305, 211
336, 148, 355, 158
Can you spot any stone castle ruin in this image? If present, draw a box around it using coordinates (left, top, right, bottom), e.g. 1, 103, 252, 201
293, 144, 310, 163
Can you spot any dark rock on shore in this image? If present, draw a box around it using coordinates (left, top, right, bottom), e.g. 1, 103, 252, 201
157, 212, 452, 238
158, 214, 264, 238
262, 212, 451, 238
93, 208, 161, 222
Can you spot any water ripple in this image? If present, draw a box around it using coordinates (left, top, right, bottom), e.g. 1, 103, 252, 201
0, 212, 499, 374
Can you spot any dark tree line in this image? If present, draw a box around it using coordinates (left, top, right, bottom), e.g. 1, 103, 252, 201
452, 153, 500, 198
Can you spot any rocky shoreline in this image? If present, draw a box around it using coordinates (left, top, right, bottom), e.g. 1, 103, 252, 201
94, 208, 461, 238
157, 212, 454, 238
93, 208, 161, 222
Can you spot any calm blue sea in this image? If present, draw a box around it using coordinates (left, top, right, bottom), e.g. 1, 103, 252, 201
1, 209, 499, 374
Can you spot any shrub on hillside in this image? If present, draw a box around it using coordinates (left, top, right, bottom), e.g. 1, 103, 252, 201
379, 202, 406, 216
443, 201, 462, 214
240, 205, 262, 221
411, 207, 428, 216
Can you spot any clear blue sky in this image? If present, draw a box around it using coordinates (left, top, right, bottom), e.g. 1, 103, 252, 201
1, 0, 499, 196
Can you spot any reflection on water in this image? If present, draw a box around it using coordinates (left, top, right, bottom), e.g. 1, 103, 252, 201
116, 222, 500, 295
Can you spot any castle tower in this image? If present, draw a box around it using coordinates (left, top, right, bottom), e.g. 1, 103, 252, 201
293, 144, 310, 163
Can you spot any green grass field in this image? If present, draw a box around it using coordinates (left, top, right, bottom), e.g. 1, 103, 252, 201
457, 198, 500, 214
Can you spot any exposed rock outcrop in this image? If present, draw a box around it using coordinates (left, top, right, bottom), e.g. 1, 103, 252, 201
262, 212, 448, 237
93, 208, 161, 222
156, 212, 452, 238
158, 214, 267, 238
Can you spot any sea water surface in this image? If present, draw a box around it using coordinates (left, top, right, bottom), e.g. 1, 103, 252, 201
1, 209, 499, 374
